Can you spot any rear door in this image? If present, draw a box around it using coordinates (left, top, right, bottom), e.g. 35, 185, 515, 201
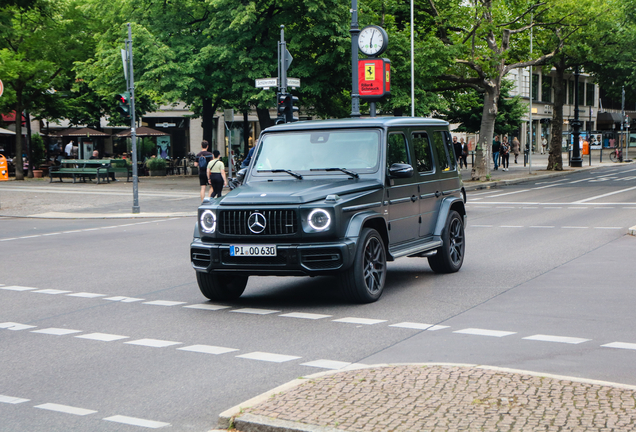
432, 130, 461, 199
386, 131, 419, 245
412, 131, 441, 237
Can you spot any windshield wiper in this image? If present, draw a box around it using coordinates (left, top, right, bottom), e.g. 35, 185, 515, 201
258, 169, 303, 179
310, 168, 359, 179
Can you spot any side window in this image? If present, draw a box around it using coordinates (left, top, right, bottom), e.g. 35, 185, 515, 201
432, 131, 452, 171
387, 133, 410, 168
412, 132, 434, 173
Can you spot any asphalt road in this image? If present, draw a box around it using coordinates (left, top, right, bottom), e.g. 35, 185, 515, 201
1, 165, 636, 431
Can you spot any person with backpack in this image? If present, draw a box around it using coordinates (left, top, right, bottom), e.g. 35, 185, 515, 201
195, 140, 213, 201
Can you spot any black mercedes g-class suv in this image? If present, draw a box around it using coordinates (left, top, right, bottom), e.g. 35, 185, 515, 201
191, 117, 466, 303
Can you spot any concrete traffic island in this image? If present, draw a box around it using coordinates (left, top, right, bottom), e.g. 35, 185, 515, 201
218, 364, 636, 432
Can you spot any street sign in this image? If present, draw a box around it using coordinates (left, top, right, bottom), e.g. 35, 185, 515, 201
255, 78, 277, 89
287, 78, 301, 88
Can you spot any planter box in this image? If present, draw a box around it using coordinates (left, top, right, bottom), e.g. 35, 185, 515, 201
149, 169, 167, 176
33, 169, 44, 178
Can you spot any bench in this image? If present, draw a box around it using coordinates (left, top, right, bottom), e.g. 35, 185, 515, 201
107, 159, 133, 182
49, 159, 128, 184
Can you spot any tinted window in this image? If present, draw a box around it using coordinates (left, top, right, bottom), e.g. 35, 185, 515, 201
432, 131, 451, 171
387, 133, 410, 168
412, 132, 434, 173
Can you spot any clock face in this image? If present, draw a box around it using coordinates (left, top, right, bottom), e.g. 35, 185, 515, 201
358, 25, 387, 56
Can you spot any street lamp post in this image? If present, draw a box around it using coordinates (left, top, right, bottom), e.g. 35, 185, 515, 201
570, 66, 583, 167
350, 0, 361, 118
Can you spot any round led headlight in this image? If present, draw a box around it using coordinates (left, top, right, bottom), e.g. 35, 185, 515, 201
200, 210, 216, 233
308, 209, 331, 231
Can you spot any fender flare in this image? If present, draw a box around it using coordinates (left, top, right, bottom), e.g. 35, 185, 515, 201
344, 211, 388, 240
433, 197, 466, 237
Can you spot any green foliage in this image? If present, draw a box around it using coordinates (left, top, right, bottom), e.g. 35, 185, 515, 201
135, 138, 155, 160
145, 156, 166, 170
30, 134, 46, 167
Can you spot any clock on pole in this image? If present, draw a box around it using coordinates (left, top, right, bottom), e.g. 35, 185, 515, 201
358, 25, 388, 57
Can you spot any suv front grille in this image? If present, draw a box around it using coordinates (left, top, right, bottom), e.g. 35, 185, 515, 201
219, 210, 298, 236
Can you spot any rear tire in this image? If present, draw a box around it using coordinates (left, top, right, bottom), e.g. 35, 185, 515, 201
609, 151, 617, 162
341, 228, 387, 303
196, 271, 248, 301
428, 210, 465, 273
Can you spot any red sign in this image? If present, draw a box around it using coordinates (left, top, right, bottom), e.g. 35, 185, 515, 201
358, 59, 391, 100
0, 79, 3, 97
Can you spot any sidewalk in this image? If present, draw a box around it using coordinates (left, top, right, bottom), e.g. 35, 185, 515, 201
215, 363, 636, 432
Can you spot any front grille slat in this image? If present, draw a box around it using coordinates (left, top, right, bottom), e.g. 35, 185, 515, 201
219, 210, 298, 236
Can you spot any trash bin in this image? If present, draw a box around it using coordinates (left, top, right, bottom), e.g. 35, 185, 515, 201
0, 155, 8, 181
582, 142, 589, 155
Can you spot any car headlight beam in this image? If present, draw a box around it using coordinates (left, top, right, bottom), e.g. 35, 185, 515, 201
308, 209, 331, 231
200, 210, 216, 233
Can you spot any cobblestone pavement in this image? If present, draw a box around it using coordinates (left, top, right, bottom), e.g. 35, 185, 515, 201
225, 364, 636, 432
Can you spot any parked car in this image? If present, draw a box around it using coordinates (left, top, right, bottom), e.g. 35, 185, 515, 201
190, 117, 466, 303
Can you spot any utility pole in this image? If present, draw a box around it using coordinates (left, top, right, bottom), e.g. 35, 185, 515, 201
570, 67, 583, 167
528, 18, 533, 172
350, 0, 361, 117
127, 23, 140, 213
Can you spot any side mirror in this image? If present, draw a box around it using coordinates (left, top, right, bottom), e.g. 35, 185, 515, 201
237, 167, 247, 182
388, 163, 414, 178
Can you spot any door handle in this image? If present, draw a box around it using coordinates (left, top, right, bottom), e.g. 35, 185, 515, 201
411, 195, 418, 202
435, 191, 441, 198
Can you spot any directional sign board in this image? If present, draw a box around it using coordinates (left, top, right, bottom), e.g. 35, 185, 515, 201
255, 78, 278, 89
287, 78, 301, 88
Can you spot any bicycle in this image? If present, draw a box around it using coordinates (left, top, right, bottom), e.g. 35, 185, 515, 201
609, 147, 623, 163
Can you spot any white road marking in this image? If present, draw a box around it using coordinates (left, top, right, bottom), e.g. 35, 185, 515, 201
143, 300, 187, 307
500, 225, 523, 228
19, 235, 41, 239
529, 226, 555, 229
523, 334, 590, 344
82, 228, 99, 231
389, 322, 449, 331
534, 184, 561, 190
563, 226, 588, 229
103, 415, 170, 429
1, 286, 37, 291
602, 342, 636, 350
594, 207, 615, 209
125, 339, 181, 348
42, 232, 61, 236
183, 303, 230, 311
594, 227, 622, 230
32, 289, 72, 295
301, 360, 352, 369
231, 308, 280, 315
0, 395, 29, 404
35, 403, 97, 416
236, 352, 301, 363
31, 328, 82, 336
75, 333, 129, 342
67, 292, 105, 298
487, 189, 530, 198
63, 230, 82, 233
468, 190, 500, 196
333, 317, 388, 325
470, 225, 493, 228
454, 328, 516, 338
104, 296, 144, 302
177, 345, 238, 355
0, 322, 36, 331
279, 312, 332, 320
573, 185, 636, 203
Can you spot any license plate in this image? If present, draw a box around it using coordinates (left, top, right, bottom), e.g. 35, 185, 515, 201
230, 245, 277, 257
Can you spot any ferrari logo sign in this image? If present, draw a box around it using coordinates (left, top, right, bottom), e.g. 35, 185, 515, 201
365, 64, 375, 81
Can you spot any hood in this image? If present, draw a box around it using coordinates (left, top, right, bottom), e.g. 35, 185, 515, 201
219, 178, 383, 205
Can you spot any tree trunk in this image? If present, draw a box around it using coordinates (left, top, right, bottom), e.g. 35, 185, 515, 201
548, 61, 565, 170
256, 107, 274, 131
14, 97, 24, 181
472, 85, 498, 180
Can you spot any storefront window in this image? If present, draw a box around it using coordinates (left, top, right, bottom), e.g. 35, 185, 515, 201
532, 74, 539, 100
568, 80, 574, 105
541, 76, 552, 103
586, 83, 595, 106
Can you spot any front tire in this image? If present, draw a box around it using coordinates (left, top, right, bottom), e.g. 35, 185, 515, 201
196, 271, 248, 301
428, 210, 465, 273
609, 151, 617, 162
341, 228, 387, 303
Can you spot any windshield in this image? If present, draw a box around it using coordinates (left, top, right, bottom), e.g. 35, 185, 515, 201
252, 129, 381, 176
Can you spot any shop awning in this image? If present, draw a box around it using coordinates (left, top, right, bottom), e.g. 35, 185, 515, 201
596, 112, 623, 130
56, 127, 111, 137
115, 126, 169, 137
0, 127, 16, 135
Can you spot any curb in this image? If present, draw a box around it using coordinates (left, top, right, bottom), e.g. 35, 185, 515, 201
629, 225, 636, 236
216, 362, 636, 432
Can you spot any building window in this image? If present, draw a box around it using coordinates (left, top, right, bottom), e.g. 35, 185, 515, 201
568, 80, 574, 105
541, 76, 552, 103
586, 83, 595, 106
532, 74, 539, 100
578, 81, 585, 106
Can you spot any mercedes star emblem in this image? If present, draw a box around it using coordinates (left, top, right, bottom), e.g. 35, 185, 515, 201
248, 212, 267, 234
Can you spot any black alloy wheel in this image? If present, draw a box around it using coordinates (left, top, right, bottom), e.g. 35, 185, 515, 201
341, 228, 387, 303
428, 210, 465, 273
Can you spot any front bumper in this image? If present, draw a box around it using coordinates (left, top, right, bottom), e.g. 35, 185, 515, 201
190, 239, 357, 276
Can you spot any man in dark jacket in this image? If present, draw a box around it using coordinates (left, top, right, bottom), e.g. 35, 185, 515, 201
452, 136, 462, 166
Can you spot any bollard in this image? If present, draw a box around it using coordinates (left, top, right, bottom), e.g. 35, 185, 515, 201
0, 155, 9, 181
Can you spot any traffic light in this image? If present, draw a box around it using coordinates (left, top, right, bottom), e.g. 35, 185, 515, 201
276, 93, 299, 124
116, 92, 130, 119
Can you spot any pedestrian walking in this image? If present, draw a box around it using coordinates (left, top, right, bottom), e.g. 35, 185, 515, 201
460, 138, 468, 169
541, 136, 547, 155
492, 135, 501, 170
207, 149, 228, 198
452, 136, 462, 166
195, 140, 213, 201
512, 136, 520, 164
500, 136, 510, 171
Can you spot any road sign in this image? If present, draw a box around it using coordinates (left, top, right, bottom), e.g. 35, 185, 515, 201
287, 78, 301, 88
255, 78, 278, 89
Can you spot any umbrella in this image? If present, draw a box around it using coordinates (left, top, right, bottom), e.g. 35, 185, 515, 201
0, 127, 15, 135
115, 126, 169, 137
56, 127, 111, 137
